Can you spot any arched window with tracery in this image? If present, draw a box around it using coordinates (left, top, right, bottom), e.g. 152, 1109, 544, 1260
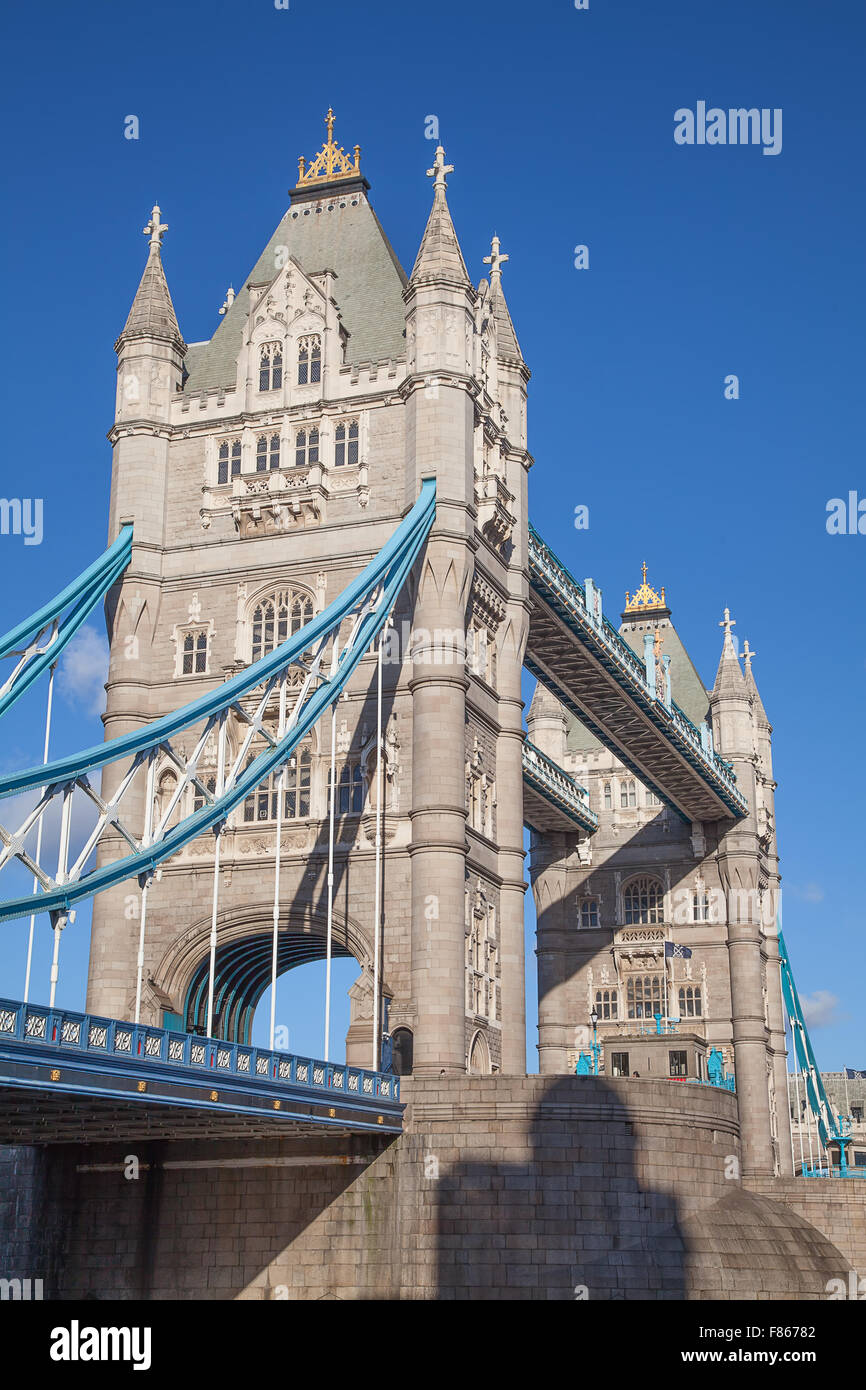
242, 743, 312, 822
250, 589, 314, 663
256, 433, 280, 472
623, 876, 665, 925
295, 426, 320, 468
334, 419, 359, 467
297, 335, 321, 385
620, 778, 637, 808
678, 986, 702, 1018
259, 343, 283, 392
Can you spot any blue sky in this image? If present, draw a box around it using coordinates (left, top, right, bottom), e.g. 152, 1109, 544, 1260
0, 0, 862, 1070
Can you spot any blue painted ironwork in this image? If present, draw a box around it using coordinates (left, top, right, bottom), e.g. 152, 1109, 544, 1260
526, 523, 748, 819
779, 923, 854, 1173
0, 996, 401, 1131
522, 739, 598, 833
0, 526, 133, 719
0, 482, 436, 925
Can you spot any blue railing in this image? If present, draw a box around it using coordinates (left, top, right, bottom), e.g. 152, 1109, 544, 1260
800, 1164, 866, 1180
522, 740, 598, 831
527, 523, 748, 816
0, 997, 399, 1104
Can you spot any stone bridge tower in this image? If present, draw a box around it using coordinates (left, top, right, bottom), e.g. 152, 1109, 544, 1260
527, 575, 792, 1176
88, 115, 531, 1076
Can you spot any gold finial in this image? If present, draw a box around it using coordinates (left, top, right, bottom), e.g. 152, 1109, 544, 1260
623, 562, 668, 615
296, 109, 362, 187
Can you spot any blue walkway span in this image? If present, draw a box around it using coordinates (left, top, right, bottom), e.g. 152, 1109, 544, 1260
0, 996, 402, 1137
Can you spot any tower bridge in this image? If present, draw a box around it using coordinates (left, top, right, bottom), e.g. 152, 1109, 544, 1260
0, 112, 862, 1301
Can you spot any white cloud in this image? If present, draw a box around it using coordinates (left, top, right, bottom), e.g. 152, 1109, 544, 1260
60, 625, 109, 717
800, 990, 842, 1029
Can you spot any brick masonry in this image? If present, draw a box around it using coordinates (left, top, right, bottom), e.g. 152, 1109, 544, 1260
1, 1076, 862, 1300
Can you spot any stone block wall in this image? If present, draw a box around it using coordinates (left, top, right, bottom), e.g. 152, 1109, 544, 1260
0, 1076, 859, 1300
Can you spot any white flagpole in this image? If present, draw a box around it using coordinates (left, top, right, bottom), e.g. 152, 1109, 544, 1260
371, 624, 386, 1070
133, 757, 157, 1025
269, 674, 288, 1051
24, 658, 56, 1003
324, 703, 337, 1062
205, 718, 228, 1040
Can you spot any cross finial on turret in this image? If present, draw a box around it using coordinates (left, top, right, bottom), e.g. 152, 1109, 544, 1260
426, 145, 453, 191
742, 640, 756, 673
483, 234, 509, 282
143, 204, 168, 249
719, 608, 736, 641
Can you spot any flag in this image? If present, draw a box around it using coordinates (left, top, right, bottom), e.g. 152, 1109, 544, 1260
845, 1067, 866, 1080
665, 941, 692, 959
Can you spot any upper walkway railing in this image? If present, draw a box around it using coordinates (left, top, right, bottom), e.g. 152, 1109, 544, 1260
522, 740, 598, 833
527, 522, 748, 818
0, 996, 401, 1129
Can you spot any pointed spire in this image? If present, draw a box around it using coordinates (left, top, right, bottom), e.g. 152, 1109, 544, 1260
116, 204, 185, 353
712, 607, 746, 697
482, 234, 524, 362
408, 145, 472, 289
742, 640, 770, 727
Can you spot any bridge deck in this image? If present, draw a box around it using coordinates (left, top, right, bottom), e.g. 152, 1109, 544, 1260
526, 525, 748, 823
522, 740, 598, 835
0, 998, 402, 1142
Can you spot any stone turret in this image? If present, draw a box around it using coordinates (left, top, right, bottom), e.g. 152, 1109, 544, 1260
87, 207, 186, 1018
404, 148, 476, 1076
709, 610, 777, 1177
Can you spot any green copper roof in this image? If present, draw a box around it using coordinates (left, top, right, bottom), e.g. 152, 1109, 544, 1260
183, 192, 408, 393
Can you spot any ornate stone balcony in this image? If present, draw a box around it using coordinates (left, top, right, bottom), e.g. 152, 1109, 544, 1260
231, 465, 328, 536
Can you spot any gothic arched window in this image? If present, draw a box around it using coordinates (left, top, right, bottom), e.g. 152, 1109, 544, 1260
297, 336, 321, 385
256, 434, 281, 472
678, 986, 702, 1018
334, 419, 359, 467
259, 343, 283, 392
217, 438, 242, 484
623, 876, 664, 925
242, 743, 312, 822
333, 762, 364, 815
295, 427, 320, 468
603, 782, 612, 811
181, 629, 208, 675
250, 589, 314, 663
620, 778, 637, 809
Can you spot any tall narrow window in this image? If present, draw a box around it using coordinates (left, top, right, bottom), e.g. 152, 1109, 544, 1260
603, 782, 612, 811
259, 343, 283, 392
297, 336, 321, 385
217, 439, 242, 484
693, 889, 709, 922
181, 629, 208, 675
579, 899, 600, 928
334, 420, 359, 467
295, 427, 320, 468
256, 434, 281, 472
250, 590, 314, 662
678, 986, 702, 1018
332, 763, 364, 815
